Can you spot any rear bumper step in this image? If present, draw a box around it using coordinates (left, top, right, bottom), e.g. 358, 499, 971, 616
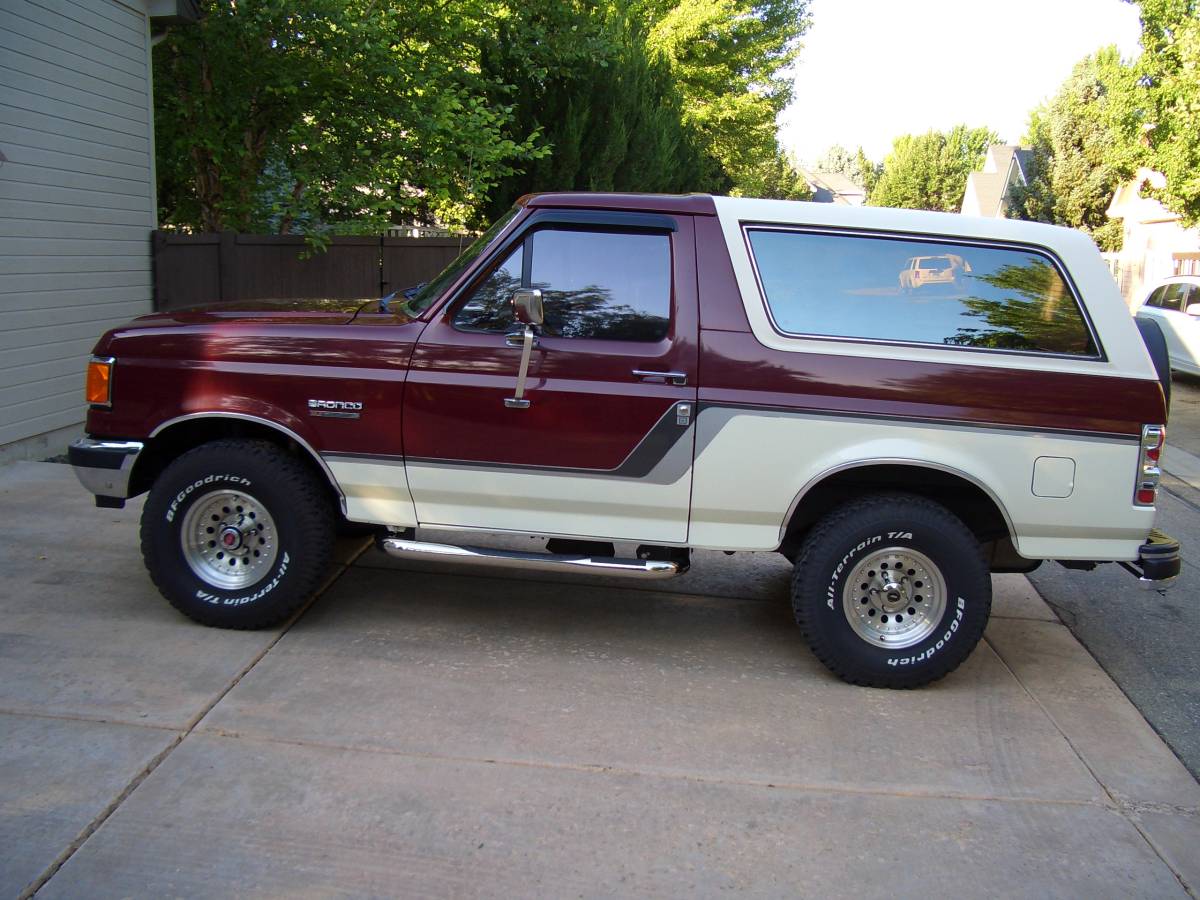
1118, 529, 1181, 590
378, 537, 683, 579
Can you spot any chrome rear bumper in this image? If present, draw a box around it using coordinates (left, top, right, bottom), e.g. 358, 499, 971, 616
1119, 529, 1181, 590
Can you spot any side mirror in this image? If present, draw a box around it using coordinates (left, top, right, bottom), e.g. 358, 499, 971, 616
512, 288, 544, 327
1186, 303, 1200, 317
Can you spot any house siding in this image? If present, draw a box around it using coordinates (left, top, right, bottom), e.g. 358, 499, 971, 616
0, 0, 155, 450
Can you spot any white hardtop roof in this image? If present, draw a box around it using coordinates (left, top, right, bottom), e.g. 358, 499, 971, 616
713, 196, 1098, 257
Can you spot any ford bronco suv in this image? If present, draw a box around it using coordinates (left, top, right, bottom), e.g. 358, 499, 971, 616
70, 193, 1181, 688
898, 253, 971, 292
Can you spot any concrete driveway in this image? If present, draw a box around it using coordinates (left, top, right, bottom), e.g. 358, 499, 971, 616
1029, 373, 1200, 778
2, 462, 1198, 898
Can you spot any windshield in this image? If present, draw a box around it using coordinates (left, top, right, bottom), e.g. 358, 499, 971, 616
402, 208, 520, 315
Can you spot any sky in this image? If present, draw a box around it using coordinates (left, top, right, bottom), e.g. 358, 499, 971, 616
779, 0, 1145, 167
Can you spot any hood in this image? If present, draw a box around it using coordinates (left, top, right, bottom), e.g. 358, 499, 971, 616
149, 296, 375, 325
88, 296, 418, 356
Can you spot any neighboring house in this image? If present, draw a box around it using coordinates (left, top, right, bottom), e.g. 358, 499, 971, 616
960, 144, 1033, 218
801, 171, 866, 206
0, 0, 198, 463
1105, 168, 1200, 309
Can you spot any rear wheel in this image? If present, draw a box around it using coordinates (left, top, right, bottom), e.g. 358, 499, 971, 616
141, 439, 335, 629
791, 493, 991, 688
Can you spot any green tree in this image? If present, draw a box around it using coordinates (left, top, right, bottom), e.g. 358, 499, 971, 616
154, 0, 541, 235
948, 260, 1094, 355
476, 1, 726, 222
856, 148, 881, 197
639, 0, 812, 196
812, 144, 877, 194
155, 0, 815, 237
813, 145, 861, 180
1007, 49, 1136, 250
734, 150, 812, 201
869, 126, 998, 211
1127, 0, 1200, 224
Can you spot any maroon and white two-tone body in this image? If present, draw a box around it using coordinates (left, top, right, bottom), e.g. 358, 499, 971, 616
70, 192, 1180, 688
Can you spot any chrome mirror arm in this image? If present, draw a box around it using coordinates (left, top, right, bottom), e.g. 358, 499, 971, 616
504, 325, 535, 409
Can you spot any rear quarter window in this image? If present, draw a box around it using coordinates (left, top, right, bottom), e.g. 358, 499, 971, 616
746, 229, 1098, 357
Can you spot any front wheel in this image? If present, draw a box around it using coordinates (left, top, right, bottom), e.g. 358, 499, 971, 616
141, 439, 335, 629
791, 493, 991, 688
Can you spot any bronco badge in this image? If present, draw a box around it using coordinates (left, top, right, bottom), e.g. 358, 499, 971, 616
307, 399, 363, 419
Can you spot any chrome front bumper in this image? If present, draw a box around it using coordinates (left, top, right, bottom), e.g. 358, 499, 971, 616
68, 437, 143, 504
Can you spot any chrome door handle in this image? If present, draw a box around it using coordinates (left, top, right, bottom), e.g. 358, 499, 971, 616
506, 332, 538, 348
632, 369, 687, 386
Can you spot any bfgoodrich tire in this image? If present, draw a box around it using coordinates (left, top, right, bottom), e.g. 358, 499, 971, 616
791, 493, 991, 688
141, 439, 335, 629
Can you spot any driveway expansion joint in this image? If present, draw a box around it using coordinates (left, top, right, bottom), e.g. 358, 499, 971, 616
985, 632, 1198, 897
18, 543, 370, 900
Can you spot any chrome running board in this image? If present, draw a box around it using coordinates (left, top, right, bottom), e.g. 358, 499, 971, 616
378, 538, 682, 579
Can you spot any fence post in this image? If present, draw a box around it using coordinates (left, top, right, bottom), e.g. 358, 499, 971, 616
218, 231, 237, 301
378, 237, 387, 298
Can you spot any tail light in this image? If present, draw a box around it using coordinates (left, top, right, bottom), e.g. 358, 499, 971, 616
1134, 425, 1165, 506
86, 357, 114, 408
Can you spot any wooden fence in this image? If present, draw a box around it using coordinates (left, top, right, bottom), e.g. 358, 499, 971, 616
151, 232, 470, 310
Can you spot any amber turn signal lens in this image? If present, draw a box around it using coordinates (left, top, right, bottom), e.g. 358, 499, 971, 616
86, 359, 112, 406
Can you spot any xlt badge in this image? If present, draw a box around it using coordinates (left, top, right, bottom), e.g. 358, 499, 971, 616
308, 399, 363, 419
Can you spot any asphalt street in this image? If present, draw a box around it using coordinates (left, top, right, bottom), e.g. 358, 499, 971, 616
1029, 373, 1200, 778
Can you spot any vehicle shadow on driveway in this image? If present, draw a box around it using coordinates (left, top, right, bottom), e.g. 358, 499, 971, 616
200, 561, 1111, 808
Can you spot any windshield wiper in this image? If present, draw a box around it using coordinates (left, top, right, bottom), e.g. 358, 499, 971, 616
380, 282, 427, 313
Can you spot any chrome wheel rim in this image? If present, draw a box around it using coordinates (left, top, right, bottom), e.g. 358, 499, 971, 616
842, 546, 947, 649
180, 489, 278, 590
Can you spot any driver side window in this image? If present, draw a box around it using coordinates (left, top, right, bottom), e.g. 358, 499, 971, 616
1162, 284, 1188, 312
452, 228, 672, 342
452, 247, 521, 333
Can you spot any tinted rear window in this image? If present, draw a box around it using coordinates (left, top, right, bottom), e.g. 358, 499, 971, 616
747, 229, 1098, 357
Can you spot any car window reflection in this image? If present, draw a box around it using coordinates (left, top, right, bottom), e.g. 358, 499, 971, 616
748, 230, 1096, 356
454, 229, 671, 342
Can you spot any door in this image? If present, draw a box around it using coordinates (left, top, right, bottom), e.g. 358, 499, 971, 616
1144, 283, 1198, 371
1161, 283, 1200, 373
403, 214, 699, 543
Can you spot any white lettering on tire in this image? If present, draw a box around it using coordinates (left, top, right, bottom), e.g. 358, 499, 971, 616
887, 597, 967, 666
826, 534, 883, 609
165, 474, 252, 523
195, 552, 290, 606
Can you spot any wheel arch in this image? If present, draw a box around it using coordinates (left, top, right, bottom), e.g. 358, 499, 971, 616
130, 413, 346, 514
779, 459, 1018, 563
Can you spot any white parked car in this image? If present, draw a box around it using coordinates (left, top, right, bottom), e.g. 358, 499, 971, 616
1136, 276, 1200, 375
